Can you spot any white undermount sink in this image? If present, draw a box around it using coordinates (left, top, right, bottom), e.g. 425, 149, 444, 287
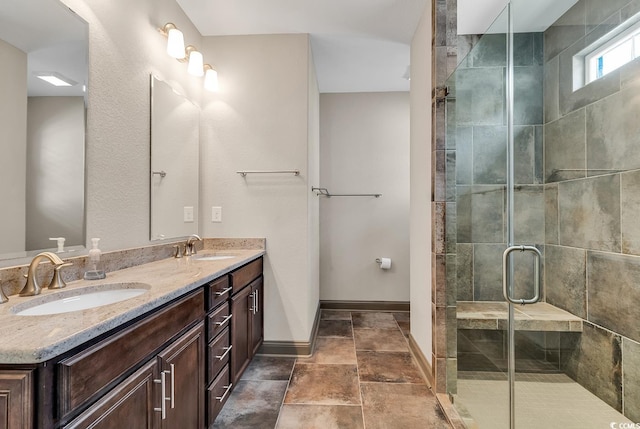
12, 282, 151, 316
192, 254, 235, 261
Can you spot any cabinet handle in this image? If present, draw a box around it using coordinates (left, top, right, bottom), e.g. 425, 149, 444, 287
215, 314, 233, 326
249, 292, 255, 314
216, 383, 233, 402
215, 345, 232, 360
215, 286, 233, 296
169, 364, 175, 409
255, 289, 259, 314
153, 371, 168, 419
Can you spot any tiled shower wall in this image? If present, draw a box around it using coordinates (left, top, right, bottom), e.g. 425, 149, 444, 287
543, 0, 640, 420
452, 32, 545, 303
432, 0, 458, 394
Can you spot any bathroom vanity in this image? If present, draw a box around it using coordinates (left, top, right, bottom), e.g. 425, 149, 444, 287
0, 249, 264, 429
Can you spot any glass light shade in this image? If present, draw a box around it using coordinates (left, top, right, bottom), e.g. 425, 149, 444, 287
187, 50, 204, 76
166, 28, 185, 59
204, 68, 219, 92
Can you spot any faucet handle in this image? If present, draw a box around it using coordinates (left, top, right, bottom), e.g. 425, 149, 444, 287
49, 262, 73, 290
173, 245, 183, 259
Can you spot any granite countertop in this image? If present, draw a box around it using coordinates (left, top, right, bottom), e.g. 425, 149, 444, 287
0, 248, 264, 364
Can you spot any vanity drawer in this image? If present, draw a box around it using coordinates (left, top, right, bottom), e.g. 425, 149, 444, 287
207, 328, 230, 385
207, 302, 231, 341
230, 258, 263, 293
207, 365, 232, 427
58, 289, 205, 416
207, 275, 231, 310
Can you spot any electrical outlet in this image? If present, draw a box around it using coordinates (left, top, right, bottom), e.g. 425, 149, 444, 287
183, 206, 194, 222
212, 206, 222, 222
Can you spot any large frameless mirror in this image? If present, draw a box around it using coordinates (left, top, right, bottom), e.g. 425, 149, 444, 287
150, 75, 200, 241
0, 0, 88, 264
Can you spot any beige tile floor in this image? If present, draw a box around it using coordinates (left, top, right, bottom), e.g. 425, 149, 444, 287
456, 372, 635, 429
212, 310, 452, 429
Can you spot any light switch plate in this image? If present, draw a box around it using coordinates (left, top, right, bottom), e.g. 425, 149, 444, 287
211, 206, 222, 222
183, 206, 194, 223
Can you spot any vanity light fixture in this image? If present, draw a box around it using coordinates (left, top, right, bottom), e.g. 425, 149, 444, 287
159, 23, 185, 59
158, 22, 218, 90
34, 71, 77, 87
203, 64, 219, 92
185, 45, 204, 76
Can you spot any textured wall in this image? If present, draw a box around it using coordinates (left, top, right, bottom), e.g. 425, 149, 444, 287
61, 0, 203, 251
319, 92, 410, 303
0, 40, 27, 255
199, 34, 319, 344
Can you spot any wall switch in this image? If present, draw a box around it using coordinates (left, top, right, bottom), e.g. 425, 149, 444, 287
183, 206, 194, 222
211, 206, 222, 223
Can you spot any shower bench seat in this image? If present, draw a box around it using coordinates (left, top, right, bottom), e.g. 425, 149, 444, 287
457, 301, 583, 332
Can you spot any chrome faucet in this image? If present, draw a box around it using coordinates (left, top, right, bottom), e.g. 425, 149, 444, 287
185, 234, 202, 256
19, 252, 73, 296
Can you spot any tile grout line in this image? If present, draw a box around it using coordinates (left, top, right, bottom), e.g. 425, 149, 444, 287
352, 311, 368, 429
273, 344, 301, 428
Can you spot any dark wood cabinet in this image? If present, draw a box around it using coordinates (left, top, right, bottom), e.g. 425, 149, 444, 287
250, 277, 264, 356
157, 322, 205, 429
230, 285, 252, 384
230, 273, 264, 385
63, 360, 158, 429
0, 369, 33, 429
63, 315, 205, 429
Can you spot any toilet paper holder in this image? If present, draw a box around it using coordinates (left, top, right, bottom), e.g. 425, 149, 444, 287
375, 257, 392, 269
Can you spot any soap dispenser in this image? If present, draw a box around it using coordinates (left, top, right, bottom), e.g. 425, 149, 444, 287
49, 237, 66, 253
84, 238, 106, 280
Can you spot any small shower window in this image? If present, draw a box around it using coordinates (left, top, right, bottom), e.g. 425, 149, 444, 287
583, 20, 640, 85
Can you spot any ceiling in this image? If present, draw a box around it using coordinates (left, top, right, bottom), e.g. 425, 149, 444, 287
177, 0, 581, 93
457, 0, 580, 34
176, 0, 428, 93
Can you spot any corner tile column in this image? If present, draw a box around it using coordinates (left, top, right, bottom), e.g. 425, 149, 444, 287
431, 0, 457, 394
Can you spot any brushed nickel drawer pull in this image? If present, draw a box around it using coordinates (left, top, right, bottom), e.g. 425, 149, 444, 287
215, 314, 232, 326
153, 371, 169, 419
215, 345, 232, 360
169, 364, 175, 409
216, 383, 233, 402
215, 286, 233, 296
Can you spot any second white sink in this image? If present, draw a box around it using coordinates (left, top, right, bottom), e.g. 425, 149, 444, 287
12, 282, 151, 316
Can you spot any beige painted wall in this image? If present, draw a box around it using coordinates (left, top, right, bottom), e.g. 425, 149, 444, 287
410, 5, 433, 363
26, 97, 85, 250
0, 40, 27, 255
199, 34, 320, 344
307, 47, 321, 329
319, 92, 410, 302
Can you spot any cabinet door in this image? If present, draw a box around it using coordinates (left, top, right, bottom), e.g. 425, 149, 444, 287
63, 360, 158, 429
0, 370, 33, 429
157, 322, 205, 429
250, 277, 264, 356
231, 286, 251, 384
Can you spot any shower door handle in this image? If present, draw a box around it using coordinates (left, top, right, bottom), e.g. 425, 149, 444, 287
502, 245, 542, 305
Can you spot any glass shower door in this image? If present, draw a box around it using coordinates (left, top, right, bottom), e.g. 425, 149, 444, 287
449, 0, 640, 427
445, 4, 512, 428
